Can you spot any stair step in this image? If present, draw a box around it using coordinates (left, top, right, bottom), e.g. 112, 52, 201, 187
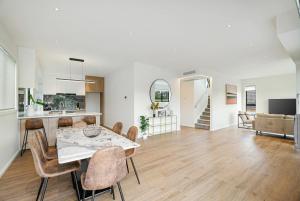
200, 115, 210, 120
202, 111, 210, 116
198, 119, 210, 124
195, 123, 210, 130
205, 108, 210, 112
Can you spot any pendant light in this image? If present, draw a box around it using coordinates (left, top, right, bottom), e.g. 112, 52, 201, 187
56, 58, 95, 84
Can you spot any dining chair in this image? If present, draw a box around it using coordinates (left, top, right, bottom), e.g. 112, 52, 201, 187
29, 135, 81, 201
21, 118, 48, 156
35, 131, 57, 160
58, 117, 73, 128
83, 115, 96, 125
81, 146, 128, 201
112, 122, 123, 135
73, 120, 88, 128
125, 126, 140, 184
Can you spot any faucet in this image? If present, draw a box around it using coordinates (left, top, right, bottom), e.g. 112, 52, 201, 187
59, 101, 65, 111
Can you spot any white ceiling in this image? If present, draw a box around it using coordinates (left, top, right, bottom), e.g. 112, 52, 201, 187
0, 0, 298, 78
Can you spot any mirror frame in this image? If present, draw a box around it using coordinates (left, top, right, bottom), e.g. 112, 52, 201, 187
149, 79, 172, 108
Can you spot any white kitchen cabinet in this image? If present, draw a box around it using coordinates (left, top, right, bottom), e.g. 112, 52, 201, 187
18, 47, 36, 88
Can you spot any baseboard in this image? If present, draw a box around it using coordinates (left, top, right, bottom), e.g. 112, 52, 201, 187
0, 150, 19, 178
211, 123, 236, 132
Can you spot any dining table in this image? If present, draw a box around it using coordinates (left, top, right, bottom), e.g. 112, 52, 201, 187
56, 125, 140, 201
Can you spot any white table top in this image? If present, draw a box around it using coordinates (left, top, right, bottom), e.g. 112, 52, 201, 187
56, 126, 140, 164
18, 111, 102, 120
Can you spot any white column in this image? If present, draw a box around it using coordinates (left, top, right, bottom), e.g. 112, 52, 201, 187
295, 62, 300, 149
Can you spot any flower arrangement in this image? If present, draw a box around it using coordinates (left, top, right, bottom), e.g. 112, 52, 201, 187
150, 102, 159, 117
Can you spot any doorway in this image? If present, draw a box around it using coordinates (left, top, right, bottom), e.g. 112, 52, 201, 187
245, 86, 256, 112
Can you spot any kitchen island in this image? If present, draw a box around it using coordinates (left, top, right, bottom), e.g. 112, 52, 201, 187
18, 111, 102, 147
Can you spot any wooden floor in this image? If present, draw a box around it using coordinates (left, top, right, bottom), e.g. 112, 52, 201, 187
1, 127, 300, 201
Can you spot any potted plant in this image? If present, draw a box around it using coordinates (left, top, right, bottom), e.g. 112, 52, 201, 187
140, 115, 149, 140
29, 94, 45, 114
150, 102, 159, 117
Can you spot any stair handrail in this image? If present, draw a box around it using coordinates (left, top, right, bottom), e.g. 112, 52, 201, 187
194, 88, 209, 124
194, 89, 208, 109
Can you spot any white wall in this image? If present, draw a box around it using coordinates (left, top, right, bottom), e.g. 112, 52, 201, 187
210, 74, 241, 131
180, 81, 194, 127
104, 66, 135, 132
0, 24, 19, 177
133, 62, 181, 132
241, 74, 296, 113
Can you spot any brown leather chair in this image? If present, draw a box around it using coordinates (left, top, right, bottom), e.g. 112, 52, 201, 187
58, 117, 73, 128
29, 135, 81, 201
125, 126, 140, 184
81, 146, 128, 201
21, 118, 47, 156
83, 115, 96, 125
112, 122, 123, 135
35, 131, 57, 160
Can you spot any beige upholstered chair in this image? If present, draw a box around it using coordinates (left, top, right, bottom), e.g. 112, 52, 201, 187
125, 126, 140, 184
83, 115, 97, 125
35, 131, 57, 160
29, 136, 81, 201
81, 146, 128, 201
58, 117, 73, 128
112, 122, 123, 135
21, 118, 47, 156
73, 120, 88, 128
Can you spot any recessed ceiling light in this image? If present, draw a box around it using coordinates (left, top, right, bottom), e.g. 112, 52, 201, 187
55, 8, 60, 11
226, 24, 232, 28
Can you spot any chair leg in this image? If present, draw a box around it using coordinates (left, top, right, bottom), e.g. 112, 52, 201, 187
36, 178, 44, 201
111, 185, 115, 200
71, 171, 80, 201
39, 177, 48, 201
21, 129, 28, 156
117, 182, 125, 201
126, 159, 129, 173
130, 157, 140, 184
92, 190, 95, 201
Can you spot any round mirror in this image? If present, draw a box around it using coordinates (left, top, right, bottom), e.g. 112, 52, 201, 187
149, 79, 171, 108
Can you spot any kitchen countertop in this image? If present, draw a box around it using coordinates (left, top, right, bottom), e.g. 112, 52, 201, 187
18, 111, 102, 120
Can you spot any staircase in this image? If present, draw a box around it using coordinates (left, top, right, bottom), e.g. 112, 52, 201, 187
195, 96, 210, 130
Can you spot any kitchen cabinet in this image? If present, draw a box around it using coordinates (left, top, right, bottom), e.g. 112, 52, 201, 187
85, 76, 104, 93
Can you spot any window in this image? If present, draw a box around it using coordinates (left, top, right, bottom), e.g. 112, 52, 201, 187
245, 86, 256, 112
0, 47, 16, 110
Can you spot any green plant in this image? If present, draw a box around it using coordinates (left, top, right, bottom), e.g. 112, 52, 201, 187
29, 94, 45, 106
139, 115, 149, 134
150, 102, 159, 111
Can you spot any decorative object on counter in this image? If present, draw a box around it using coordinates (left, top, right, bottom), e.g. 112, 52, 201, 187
139, 116, 149, 140
150, 102, 159, 117
56, 58, 95, 84
158, 110, 166, 117
25, 94, 45, 115
83, 126, 103, 138
149, 79, 171, 108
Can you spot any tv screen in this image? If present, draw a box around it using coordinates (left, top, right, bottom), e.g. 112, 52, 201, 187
268, 99, 296, 115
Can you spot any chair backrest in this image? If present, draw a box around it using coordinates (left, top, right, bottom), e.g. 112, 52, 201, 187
83, 116, 96, 125
35, 131, 49, 158
125, 126, 138, 156
29, 134, 47, 178
25, 118, 44, 130
58, 117, 73, 128
83, 146, 127, 190
73, 120, 88, 128
127, 126, 138, 142
112, 122, 123, 135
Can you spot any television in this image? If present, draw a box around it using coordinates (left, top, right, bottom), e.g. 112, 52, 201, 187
268, 99, 296, 115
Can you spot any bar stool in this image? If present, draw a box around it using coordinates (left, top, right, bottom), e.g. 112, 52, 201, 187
21, 118, 47, 156
57, 117, 73, 128
83, 115, 96, 125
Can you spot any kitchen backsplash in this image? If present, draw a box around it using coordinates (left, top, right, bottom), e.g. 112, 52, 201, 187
43, 94, 85, 111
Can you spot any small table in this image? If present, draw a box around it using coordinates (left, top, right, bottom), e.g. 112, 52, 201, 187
56, 126, 140, 201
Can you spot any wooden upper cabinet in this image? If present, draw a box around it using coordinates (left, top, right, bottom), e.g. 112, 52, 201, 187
85, 76, 104, 93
